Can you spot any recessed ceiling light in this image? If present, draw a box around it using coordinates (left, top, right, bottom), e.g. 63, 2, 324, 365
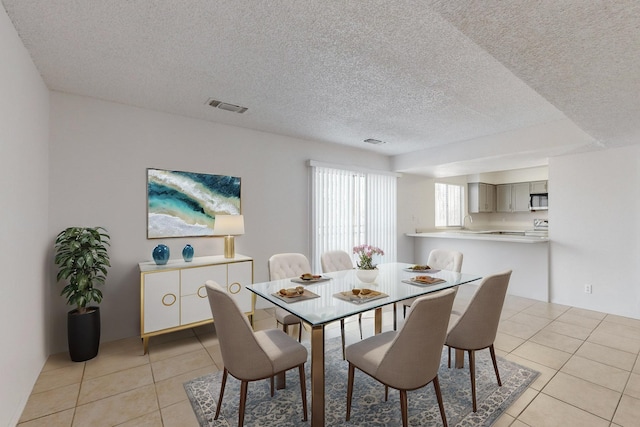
364, 138, 386, 145
206, 98, 248, 114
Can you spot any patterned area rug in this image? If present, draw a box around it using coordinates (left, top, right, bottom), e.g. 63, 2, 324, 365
184, 337, 538, 426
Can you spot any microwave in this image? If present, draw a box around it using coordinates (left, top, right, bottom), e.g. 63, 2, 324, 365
529, 193, 548, 211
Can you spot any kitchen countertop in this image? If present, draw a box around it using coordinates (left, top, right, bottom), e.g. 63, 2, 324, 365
407, 230, 549, 243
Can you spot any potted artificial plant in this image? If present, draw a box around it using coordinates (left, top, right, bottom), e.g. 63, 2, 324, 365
54, 226, 111, 361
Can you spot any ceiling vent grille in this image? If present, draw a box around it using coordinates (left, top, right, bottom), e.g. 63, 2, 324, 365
206, 98, 248, 114
364, 138, 386, 145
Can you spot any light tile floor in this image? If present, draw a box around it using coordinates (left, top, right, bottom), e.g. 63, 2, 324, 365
17, 283, 640, 426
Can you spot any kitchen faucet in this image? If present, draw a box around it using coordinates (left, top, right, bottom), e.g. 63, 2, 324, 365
462, 214, 473, 229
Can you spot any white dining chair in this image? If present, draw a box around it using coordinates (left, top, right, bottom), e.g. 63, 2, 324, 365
445, 270, 512, 412
205, 280, 308, 426
268, 253, 311, 341
320, 250, 362, 359
345, 288, 456, 427
402, 249, 463, 317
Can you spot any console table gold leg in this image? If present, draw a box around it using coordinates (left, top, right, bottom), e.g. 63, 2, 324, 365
142, 337, 149, 355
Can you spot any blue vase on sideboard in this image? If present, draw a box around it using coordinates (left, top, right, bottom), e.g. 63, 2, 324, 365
152, 244, 170, 265
182, 244, 194, 262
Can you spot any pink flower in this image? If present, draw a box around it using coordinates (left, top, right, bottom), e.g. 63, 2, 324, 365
353, 244, 384, 270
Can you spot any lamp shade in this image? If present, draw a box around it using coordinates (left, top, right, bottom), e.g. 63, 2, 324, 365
213, 215, 245, 236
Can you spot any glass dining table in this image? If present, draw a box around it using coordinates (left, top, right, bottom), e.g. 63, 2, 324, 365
248, 262, 481, 426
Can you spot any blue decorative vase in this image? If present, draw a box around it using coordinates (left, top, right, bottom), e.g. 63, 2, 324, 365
152, 244, 170, 265
182, 244, 194, 262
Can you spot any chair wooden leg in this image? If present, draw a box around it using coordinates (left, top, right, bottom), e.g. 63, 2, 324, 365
340, 319, 346, 360
447, 346, 451, 368
299, 364, 308, 421
358, 314, 363, 339
393, 303, 397, 330
283, 324, 289, 335
385, 385, 389, 401
489, 344, 502, 386
214, 368, 228, 420
399, 389, 408, 427
346, 363, 355, 421
297, 322, 302, 342
239, 380, 248, 427
403, 304, 407, 318
433, 376, 448, 427
469, 350, 477, 412
270, 376, 274, 397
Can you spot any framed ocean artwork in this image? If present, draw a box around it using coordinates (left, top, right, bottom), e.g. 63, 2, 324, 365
147, 168, 241, 238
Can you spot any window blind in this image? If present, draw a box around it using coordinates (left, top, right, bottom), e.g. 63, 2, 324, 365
310, 164, 397, 272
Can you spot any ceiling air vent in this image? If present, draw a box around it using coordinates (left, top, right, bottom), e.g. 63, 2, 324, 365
206, 98, 248, 114
364, 138, 386, 145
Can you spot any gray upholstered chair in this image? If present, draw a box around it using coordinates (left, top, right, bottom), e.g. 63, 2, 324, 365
445, 270, 512, 412
268, 253, 311, 342
320, 250, 362, 359
402, 249, 464, 317
205, 280, 308, 426
345, 288, 456, 427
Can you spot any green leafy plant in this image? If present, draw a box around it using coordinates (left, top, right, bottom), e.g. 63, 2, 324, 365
54, 227, 111, 314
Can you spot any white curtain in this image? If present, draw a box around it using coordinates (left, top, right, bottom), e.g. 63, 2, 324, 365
310, 163, 397, 272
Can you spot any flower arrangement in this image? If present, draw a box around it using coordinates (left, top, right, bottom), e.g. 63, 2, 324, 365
353, 244, 384, 270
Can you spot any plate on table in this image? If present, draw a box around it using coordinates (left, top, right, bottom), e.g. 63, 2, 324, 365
272, 288, 321, 303
403, 266, 441, 273
291, 275, 331, 284
334, 289, 388, 304
402, 276, 446, 286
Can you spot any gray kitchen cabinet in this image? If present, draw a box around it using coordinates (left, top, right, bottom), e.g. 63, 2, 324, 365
468, 182, 495, 213
497, 182, 530, 212
530, 180, 548, 194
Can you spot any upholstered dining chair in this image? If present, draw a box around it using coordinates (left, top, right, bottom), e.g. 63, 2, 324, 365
345, 288, 457, 427
402, 248, 464, 317
268, 253, 311, 342
320, 250, 362, 359
445, 270, 512, 412
205, 280, 308, 426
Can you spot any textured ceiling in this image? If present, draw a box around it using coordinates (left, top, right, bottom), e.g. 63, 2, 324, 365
3, 1, 638, 176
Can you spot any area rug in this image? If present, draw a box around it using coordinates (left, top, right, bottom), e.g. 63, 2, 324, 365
184, 338, 538, 426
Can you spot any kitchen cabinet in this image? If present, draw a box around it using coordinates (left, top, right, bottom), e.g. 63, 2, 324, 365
496, 182, 530, 212
139, 254, 253, 353
468, 182, 495, 213
530, 180, 548, 194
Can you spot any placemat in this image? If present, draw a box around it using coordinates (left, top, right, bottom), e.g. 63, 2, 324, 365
402, 277, 446, 287
290, 276, 332, 284
333, 290, 388, 304
271, 289, 321, 303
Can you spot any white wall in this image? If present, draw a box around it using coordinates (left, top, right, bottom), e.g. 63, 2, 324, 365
396, 173, 435, 260
48, 92, 411, 353
0, 8, 50, 426
549, 145, 640, 318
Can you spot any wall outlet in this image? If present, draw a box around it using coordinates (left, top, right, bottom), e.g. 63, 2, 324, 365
584, 284, 592, 294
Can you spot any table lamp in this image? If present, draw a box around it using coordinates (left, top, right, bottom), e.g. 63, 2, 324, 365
213, 215, 244, 258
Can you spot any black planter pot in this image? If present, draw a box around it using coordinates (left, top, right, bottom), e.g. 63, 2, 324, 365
67, 306, 101, 362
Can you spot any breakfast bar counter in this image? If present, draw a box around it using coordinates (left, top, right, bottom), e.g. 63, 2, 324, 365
407, 231, 549, 301
407, 231, 548, 243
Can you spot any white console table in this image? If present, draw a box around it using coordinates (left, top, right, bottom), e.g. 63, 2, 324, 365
138, 254, 253, 353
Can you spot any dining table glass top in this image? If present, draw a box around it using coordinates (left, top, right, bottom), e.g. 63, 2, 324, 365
248, 262, 481, 326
